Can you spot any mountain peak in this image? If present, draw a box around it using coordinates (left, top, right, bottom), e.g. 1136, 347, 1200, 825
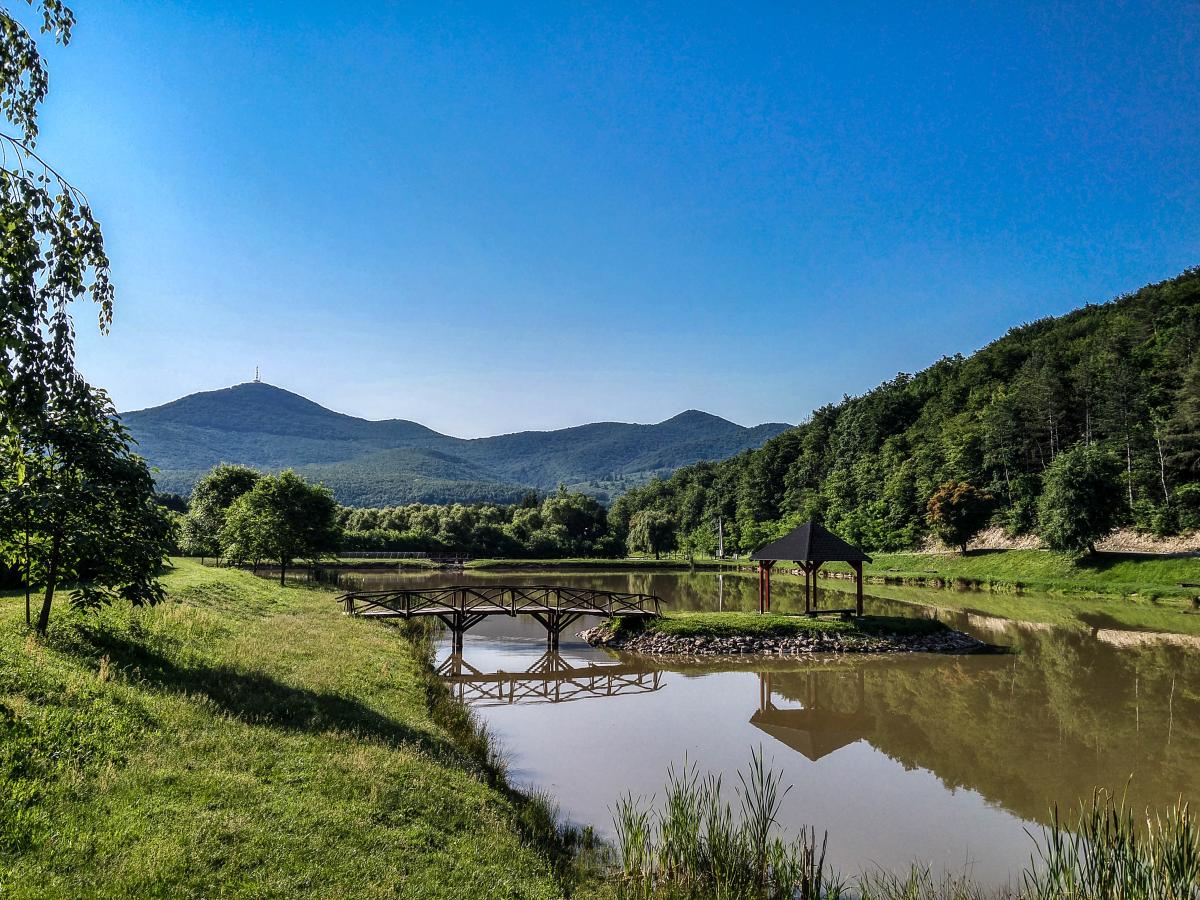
658, 409, 733, 427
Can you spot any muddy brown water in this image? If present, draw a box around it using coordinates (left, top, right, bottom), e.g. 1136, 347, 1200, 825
343, 568, 1200, 888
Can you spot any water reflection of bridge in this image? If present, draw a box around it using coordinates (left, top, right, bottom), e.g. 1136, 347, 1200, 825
437, 651, 666, 706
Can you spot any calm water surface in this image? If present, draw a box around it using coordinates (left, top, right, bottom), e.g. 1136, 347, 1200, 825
349, 568, 1200, 887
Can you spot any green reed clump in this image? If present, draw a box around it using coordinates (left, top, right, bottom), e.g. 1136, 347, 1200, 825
856, 866, 994, 899
1024, 789, 1199, 900
611, 748, 841, 900
611, 767, 1200, 900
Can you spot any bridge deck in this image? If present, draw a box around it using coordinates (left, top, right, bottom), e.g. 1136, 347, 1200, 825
339, 584, 664, 649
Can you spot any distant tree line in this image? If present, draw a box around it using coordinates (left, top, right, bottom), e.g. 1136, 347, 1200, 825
609, 271, 1200, 558
177, 469, 618, 562
336, 486, 616, 558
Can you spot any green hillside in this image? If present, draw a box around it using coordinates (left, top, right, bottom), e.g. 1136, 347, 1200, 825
121, 384, 790, 505
610, 268, 1200, 553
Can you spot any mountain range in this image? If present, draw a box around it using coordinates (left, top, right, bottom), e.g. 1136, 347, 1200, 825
120, 383, 791, 506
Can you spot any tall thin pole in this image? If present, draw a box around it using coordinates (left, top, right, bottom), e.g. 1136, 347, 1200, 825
24, 516, 31, 627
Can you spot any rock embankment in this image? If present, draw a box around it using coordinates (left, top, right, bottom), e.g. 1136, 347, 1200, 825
580, 626, 989, 656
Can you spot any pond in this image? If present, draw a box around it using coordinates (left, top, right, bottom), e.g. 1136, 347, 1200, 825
345, 568, 1200, 889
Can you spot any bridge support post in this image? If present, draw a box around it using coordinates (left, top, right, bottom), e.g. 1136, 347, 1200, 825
452, 614, 465, 653
532, 611, 583, 649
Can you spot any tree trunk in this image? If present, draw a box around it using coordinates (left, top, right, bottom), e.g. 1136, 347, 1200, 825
1126, 439, 1135, 510
36, 532, 62, 636
280, 560, 287, 586
1156, 429, 1171, 505
24, 520, 31, 627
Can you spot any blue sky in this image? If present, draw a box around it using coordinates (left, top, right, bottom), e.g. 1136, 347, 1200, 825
40, 2, 1200, 437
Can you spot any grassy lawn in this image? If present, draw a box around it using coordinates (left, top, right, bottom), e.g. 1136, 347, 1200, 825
817, 549, 1200, 601
609, 611, 948, 640
0, 560, 587, 899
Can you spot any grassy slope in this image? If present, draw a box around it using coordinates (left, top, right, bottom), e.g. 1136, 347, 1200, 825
843, 550, 1200, 599
0, 560, 572, 899
612, 611, 946, 640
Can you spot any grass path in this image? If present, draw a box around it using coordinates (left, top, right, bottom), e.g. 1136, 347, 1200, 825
0, 560, 582, 899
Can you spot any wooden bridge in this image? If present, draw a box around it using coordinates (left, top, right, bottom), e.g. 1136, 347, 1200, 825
338, 584, 664, 649
437, 651, 665, 705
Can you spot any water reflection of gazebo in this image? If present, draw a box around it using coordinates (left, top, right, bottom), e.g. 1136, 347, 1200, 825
750, 670, 872, 761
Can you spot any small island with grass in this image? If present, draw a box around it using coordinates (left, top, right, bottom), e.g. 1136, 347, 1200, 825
582, 611, 989, 656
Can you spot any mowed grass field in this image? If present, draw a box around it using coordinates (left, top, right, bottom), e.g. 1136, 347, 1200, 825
0, 560, 587, 899
813, 549, 1200, 601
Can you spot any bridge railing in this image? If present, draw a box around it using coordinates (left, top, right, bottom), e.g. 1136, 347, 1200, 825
338, 585, 662, 617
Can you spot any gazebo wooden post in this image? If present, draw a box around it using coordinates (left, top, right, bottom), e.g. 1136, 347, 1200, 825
759, 560, 774, 612
803, 564, 811, 613
753, 561, 763, 619
853, 559, 864, 616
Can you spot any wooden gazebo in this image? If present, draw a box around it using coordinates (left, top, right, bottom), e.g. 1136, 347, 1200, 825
749, 522, 872, 616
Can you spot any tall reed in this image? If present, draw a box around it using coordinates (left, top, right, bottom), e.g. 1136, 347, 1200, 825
610, 748, 838, 899
1024, 789, 1199, 900
610, 767, 1199, 899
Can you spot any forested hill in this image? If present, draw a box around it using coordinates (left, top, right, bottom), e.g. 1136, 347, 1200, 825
120, 384, 790, 506
610, 269, 1200, 554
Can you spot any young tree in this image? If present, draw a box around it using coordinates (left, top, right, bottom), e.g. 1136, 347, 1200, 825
925, 482, 994, 554
626, 509, 677, 559
220, 471, 340, 584
1037, 445, 1124, 555
2, 385, 172, 634
180, 464, 261, 558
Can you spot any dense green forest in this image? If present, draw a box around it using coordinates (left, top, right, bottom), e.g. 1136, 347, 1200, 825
608, 270, 1200, 556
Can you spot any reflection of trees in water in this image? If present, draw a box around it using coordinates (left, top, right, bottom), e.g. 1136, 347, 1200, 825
760, 635, 1199, 823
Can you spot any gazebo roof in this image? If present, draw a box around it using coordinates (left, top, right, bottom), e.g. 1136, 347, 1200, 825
749, 522, 872, 563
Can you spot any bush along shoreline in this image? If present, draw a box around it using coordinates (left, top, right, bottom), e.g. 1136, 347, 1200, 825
581, 613, 991, 656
